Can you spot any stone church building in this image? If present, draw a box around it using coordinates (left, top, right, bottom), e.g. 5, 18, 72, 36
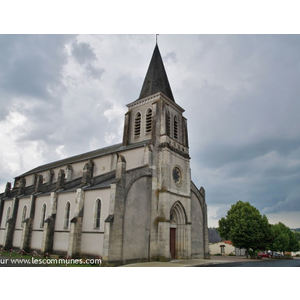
0, 44, 209, 265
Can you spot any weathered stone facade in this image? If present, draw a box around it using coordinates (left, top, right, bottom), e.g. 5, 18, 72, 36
0, 44, 209, 264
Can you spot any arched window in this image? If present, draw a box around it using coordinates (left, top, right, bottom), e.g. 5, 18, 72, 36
174, 115, 178, 139
145, 108, 152, 133
94, 199, 101, 229
21, 205, 27, 228
64, 202, 70, 229
40, 203, 46, 228
134, 112, 141, 137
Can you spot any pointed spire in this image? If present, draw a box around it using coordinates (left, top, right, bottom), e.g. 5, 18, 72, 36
138, 44, 175, 102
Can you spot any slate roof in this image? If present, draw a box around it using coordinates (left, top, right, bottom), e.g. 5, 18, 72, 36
209, 228, 222, 243
138, 44, 175, 102
16, 141, 148, 178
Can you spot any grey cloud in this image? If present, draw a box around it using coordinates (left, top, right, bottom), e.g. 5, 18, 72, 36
71, 41, 97, 64
179, 35, 300, 227
0, 92, 10, 120
164, 51, 178, 64
196, 138, 300, 170
86, 65, 105, 79
71, 41, 105, 80
0, 35, 74, 100
262, 190, 300, 215
115, 74, 143, 103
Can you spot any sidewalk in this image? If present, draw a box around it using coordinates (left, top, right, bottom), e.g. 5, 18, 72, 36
119, 255, 254, 267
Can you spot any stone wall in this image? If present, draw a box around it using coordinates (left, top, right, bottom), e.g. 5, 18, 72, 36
123, 176, 152, 261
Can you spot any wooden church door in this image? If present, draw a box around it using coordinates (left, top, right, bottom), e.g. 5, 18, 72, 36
170, 228, 176, 259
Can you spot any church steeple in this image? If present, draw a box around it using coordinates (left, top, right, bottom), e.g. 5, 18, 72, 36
123, 43, 188, 148
138, 44, 175, 102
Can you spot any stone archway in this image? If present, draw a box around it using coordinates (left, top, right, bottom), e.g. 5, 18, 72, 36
170, 201, 187, 259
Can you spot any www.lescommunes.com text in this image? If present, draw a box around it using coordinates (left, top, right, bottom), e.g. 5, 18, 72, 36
1, 257, 102, 265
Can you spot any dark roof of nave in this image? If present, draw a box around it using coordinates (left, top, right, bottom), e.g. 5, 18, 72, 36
138, 44, 175, 102
17, 141, 148, 178
2, 171, 117, 199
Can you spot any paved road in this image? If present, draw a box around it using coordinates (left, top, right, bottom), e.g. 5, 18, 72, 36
201, 258, 300, 267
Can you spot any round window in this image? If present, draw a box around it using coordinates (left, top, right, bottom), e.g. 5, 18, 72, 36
172, 167, 182, 185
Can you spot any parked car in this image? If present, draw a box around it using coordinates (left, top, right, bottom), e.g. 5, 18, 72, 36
257, 251, 271, 258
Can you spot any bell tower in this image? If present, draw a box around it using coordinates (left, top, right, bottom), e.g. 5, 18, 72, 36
122, 43, 193, 260
122, 44, 189, 151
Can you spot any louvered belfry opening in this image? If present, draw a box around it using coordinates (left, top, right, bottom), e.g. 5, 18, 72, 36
145, 108, 152, 133
174, 115, 178, 139
134, 112, 141, 137
166, 111, 171, 137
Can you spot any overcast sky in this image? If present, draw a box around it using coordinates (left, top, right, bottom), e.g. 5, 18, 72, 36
0, 34, 299, 229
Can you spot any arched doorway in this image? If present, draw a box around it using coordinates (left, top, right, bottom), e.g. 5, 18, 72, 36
170, 201, 187, 259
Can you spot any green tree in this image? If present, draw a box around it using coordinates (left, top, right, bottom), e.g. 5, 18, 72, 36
270, 222, 300, 253
293, 231, 300, 241
293, 231, 300, 245
287, 230, 300, 252
218, 201, 271, 258
293, 231, 300, 252
271, 222, 289, 253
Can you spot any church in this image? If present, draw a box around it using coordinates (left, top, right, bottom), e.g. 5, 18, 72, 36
0, 43, 209, 265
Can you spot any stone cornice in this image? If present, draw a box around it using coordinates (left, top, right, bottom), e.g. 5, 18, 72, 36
159, 142, 190, 159
127, 92, 185, 113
